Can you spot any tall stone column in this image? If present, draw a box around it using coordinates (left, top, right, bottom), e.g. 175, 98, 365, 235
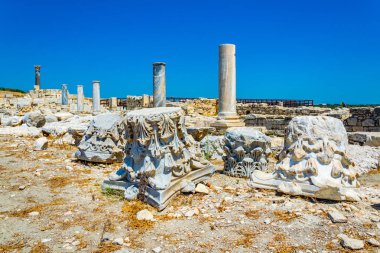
61, 84, 69, 105
77, 85, 84, 112
153, 62, 166, 107
92, 80, 101, 113
212, 44, 244, 131
34, 65, 41, 90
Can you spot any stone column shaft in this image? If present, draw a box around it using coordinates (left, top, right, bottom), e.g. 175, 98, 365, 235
34, 65, 41, 90
61, 84, 69, 105
218, 44, 236, 117
77, 85, 84, 112
92, 81, 100, 112
153, 62, 166, 107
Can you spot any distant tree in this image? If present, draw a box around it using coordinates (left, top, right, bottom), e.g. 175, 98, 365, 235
0, 87, 26, 93
340, 101, 346, 108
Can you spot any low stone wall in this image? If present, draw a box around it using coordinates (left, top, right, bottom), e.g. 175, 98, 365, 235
169, 98, 218, 116
237, 103, 331, 116
344, 107, 380, 132
125, 95, 153, 110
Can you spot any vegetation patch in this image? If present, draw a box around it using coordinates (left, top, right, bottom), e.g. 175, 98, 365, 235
1, 198, 64, 218
121, 200, 155, 230
234, 229, 258, 248
273, 210, 298, 222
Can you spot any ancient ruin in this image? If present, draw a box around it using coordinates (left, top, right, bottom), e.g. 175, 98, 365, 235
103, 107, 214, 210
249, 116, 361, 201
75, 113, 126, 163
224, 127, 271, 178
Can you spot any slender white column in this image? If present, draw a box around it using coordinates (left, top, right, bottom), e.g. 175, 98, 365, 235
77, 85, 84, 112
218, 44, 237, 117
61, 84, 69, 105
153, 62, 166, 107
92, 80, 100, 112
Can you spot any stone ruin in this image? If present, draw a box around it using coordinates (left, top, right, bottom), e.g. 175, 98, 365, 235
103, 107, 214, 210
223, 127, 271, 178
249, 116, 360, 201
75, 113, 126, 163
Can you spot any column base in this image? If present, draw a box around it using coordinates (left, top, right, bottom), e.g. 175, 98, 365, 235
211, 114, 245, 134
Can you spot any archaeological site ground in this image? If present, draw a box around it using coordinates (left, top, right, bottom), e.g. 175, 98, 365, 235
0, 42, 379, 253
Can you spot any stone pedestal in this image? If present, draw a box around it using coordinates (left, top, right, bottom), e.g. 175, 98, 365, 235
153, 63, 166, 107
142, 94, 150, 108
104, 107, 214, 210
92, 80, 100, 113
61, 84, 69, 105
212, 44, 244, 132
77, 85, 84, 112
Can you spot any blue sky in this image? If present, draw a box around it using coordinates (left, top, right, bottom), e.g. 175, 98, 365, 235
0, 0, 379, 104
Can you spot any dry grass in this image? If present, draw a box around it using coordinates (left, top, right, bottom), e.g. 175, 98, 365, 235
0, 198, 64, 218
234, 229, 258, 248
30, 241, 50, 253
267, 233, 307, 253
273, 210, 298, 222
121, 200, 155, 230
217, 199, 227, 213
93, 241, 121, 253
170, 193, 205, 208
244, 209, 261, 219
366, 168, 380, 175
0, 240, 26, 253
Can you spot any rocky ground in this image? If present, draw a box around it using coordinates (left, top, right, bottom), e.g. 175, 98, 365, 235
0, 136, 379, 253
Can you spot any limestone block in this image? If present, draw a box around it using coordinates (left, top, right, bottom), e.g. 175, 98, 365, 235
0, 126, 41, 137
345, 117, 358, 126
249, 116, 360, 202
75, 113, 125, 163
224, 127, 271, 178
34, 137, 48, 150
24, 111, 46, 128
362, 119, 375, 127
104, 107, 214, 210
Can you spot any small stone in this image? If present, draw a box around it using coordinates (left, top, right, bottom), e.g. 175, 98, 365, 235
64, 211, 73, 216
338, 234, 364, 250
18, 185, 26, 190
136, 209, 154, 221
328, 210, 347, 223
264, 218, 271, 224
28, 211, 39, 216
180, 180, 195, 193
34, 137, 48, 151
66, 166, 74, 171
41, 238, 51, 243
185, 210, 195, 217
152, 246, 162, 253
112, 238, 124, 245
72, 240, 80, 246
195, 183, 209, 194
370, 216, 380, 222
368, 238, 380, 247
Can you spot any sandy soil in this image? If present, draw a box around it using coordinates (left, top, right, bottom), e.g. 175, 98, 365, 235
0, 136, 379, 253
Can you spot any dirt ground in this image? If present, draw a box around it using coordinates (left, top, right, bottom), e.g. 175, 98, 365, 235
0, 136, 379, 253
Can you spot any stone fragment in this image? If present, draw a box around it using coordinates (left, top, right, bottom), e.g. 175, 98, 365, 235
45, 115, 58, 123
34, 137, 48, 150
152, 246, 162, 253
338, 234, 364, 250
54, 112, 74, 121
200, 135, 225, 160
18, 185, 26, 190
180, 180, 195, 193
136, 209, 154, 221
28, 211, 40, 216
328, 210, 347, 223
24, 111, 46, 128
112, 238, 124, 245
195, 183, 209, 194
368, 238, 380, 247
224, 127, 271, 178
75, 113, 125, 163
250, 116, 360, 202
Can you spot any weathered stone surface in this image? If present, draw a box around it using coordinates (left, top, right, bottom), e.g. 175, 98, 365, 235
75, 113, 125, 163
54, 112, 74, 121
328, 209, 347, 223
24, 111, 46, 128
186, 127, 215, 141
195, 183, 209, 194
0, 126, 42, 137
34, 137, 48, 150
45, 115, 58, 123
2, 116, 23, 127
136, 209, 154, 221
200, 135, 225, 160
224, 127, 271, 178
338, 234, 364, 250
250, 116, 360, 201
104, 107, 214, 210
348, 132, 380, 147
